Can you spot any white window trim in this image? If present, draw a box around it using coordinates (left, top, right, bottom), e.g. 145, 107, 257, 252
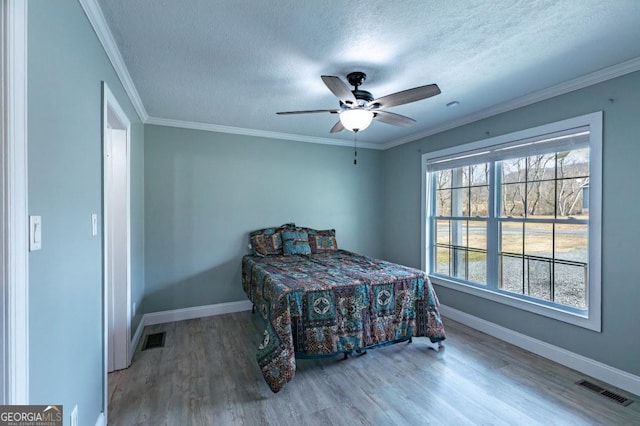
421, 111, 602, 331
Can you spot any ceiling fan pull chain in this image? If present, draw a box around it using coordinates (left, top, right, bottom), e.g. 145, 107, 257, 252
354, 131, 358, 165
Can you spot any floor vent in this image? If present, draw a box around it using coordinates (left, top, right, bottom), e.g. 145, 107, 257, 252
577, 380, 633, 406
142, 332, 166, 351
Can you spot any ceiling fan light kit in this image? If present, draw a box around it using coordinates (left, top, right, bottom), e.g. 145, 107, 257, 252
339, 108, 374, 132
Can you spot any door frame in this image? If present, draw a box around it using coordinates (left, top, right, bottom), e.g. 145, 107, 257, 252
2, 0, 28, 405
101, 81, 131, 416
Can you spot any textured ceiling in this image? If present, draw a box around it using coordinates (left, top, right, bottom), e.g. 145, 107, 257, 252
97, 0, 640, 148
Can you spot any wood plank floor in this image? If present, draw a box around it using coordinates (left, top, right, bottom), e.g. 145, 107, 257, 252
108, 312, 640, 425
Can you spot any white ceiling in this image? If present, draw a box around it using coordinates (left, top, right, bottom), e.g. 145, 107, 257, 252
95, 0, 640, 148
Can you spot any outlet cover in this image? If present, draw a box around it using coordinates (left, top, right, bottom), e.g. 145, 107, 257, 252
70, 405, 78, 426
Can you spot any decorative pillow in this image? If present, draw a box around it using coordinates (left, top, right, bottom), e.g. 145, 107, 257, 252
250, 227, 282, 256
308, 229, 338, 253
281, 231, 312, 255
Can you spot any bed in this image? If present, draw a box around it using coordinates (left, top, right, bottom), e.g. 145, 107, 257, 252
241, 225, 446, 393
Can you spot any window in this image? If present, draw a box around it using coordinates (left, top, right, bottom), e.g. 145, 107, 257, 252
422, 112, 602, 330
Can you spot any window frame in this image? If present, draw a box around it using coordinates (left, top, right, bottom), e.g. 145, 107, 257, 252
421, 112, 602, 331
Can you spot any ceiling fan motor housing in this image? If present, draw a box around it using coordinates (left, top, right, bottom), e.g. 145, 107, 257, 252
345, 72, 373, 105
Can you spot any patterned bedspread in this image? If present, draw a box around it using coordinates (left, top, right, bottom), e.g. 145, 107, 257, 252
241, 250, 446, 393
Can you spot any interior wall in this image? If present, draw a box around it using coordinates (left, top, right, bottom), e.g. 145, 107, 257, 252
28, 1, 144, 424
382, 70, 640, 377
143, 124, 383, 313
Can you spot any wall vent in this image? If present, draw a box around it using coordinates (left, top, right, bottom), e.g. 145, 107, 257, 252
142, 332, 166, 350
576, 379, 633, 406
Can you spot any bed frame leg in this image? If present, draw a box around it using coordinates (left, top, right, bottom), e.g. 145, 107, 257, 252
408, 337, 413, 344
252, 304, 256, 314
343, 352, 349, 360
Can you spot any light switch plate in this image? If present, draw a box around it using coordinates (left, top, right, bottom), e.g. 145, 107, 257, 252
29, 215, 42, 251
91, 213, 98, 236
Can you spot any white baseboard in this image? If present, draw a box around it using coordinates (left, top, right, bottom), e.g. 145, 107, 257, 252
440, 304, 640, 397
143, 300, 253, 326
130, 317, 146, 363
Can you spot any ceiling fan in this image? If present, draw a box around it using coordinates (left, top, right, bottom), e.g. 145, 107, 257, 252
276, 71, 441, 133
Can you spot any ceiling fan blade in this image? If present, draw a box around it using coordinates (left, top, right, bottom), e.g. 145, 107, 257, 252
373, 110, 416, 127
372, 84, 441, 108
276, 109, 339, 115
321, 75, 357, 104
330, 121, 345, 133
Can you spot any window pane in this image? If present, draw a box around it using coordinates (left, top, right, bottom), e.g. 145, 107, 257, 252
523, 223, 553, 302
437, 169, 452, 189
435, 220, 450, 245
470, 164, 489, 185
557, 178, 588, 218
526, 153, 555, 182
461, 187, 470, 216
501, 183, 525, 217
554, 263, 587, 310
557, 148, 589, 179
435, 244, 450, 275
554, 224, 588, 310
450, 219, 466, 280
526, 180, 555, 219
500, 222, 523, 254
525, 223, 553, 259
435, 188, 451, 216
452, 246, 467, 280
470, 186, 489, 216
461, 166, 471, 186
555, 224, 588, 264
464, 221, 486, 284
502, 158, 526, 183
500, 222, 523, 294
500, 254, 523, 293
525, 257, 552, 301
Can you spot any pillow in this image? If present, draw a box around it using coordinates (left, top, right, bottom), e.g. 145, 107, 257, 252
249, 227, 282, 256
249, 223, 296, 256
308, 229, 338, 253
281, 231, 312, 255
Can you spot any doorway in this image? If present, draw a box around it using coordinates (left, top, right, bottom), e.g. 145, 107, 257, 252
102, 82, 131, 417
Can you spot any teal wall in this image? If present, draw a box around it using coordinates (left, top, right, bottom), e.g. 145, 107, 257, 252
382, 71, 640, 377
28, 1, 144, 425
143, 125, 383, 313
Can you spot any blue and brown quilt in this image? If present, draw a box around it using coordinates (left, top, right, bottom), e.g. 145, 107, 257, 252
242, 250, 446, 393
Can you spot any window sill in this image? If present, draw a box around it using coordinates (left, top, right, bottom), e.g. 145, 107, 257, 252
429, 275, 601, 332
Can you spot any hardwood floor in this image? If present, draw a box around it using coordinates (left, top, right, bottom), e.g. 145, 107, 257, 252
108, 312, 640, 425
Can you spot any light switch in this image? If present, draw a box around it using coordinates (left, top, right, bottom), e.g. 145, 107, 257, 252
29, 215, 42, 251
91, 213, 98, 236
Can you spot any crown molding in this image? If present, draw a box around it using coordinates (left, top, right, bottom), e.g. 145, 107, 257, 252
76, 0, 640, 152
382, 56, 640, 150
79, 0, 148, 122
145, 116, 385, 150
